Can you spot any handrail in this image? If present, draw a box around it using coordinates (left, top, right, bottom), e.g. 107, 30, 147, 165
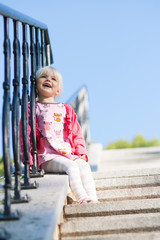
67, 84, 88, 105
67, 85, 90, 145
0, 3, 53, 64
0, 3, 47, 27
0, 3, 53, 222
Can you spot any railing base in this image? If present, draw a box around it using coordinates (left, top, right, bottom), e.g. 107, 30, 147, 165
30, 169, 44, 178
0, 209, 21, 221
11, 193, 31, 204
21, 181, 39, 189
0, 229, 11, 240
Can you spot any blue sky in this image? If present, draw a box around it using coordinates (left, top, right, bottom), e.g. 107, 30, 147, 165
0, 0, 160, 152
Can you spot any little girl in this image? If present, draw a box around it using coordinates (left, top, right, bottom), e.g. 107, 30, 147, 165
23, 66, 98, 204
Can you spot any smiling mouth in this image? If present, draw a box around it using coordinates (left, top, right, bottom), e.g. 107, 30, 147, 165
43, 83, 52, 88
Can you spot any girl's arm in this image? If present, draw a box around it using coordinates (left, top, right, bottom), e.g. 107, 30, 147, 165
70, 106, 88, 161
79, 154, 88, 161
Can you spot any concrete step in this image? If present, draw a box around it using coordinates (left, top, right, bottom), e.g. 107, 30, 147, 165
98, 161, 160, 172
60, 149, 160, 239
64, 198, 160, 219
101, 147, 160, 160
60, 212, 160, 238
101, 154, 160, 161
93, 168, 160, 179
97, 186, 160, 201
61, 231, 160, 240
0, 174, 69, 240
99, 147, 160, 171
95, 175, 160, 190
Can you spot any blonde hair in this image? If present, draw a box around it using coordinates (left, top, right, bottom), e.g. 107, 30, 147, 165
36, 66, 63, 97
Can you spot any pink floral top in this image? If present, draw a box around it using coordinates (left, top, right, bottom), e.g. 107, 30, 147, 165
20, 103, 88, 169
36, 102, 79, 166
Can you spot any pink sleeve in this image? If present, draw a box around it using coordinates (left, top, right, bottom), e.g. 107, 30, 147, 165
70, 106, 88, 161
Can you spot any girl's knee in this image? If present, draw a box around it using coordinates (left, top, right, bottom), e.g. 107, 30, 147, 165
66, 161, 79, 174
76, 158, 90, 168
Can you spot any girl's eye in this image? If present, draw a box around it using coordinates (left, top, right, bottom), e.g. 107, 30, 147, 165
41, 75, 47, 78
52, 77, 56, 81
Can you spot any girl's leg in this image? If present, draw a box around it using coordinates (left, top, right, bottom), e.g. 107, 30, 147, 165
41, 156, 89, 202
75, 158, 98, 201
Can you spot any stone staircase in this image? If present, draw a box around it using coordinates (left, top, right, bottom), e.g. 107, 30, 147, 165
59, 147, 160, 240
99, 146, 160, 171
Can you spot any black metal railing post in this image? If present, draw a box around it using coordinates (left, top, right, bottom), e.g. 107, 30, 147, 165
12, 20, 29, 203
21, 23, 38, 189
29, 26, 44, 178
0, 16, 20, 220
30, 26, 37, 174
41, 29, 47, 67
35, 27, 41, 69
21, 23, 30, 187
45, 32, 52, 66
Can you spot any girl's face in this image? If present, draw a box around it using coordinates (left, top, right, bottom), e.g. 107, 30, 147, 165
36, 69, 60, 103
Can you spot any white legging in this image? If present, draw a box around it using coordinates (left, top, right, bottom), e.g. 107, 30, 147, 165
41, 156, 98, 202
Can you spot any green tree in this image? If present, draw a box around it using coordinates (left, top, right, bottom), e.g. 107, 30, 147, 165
0, 157, 3, 177
149, 139, 159, 147
107, 140, 131, 149
0, 157, 14, 177
132, 135, 149, 148
106, 134, 160, 150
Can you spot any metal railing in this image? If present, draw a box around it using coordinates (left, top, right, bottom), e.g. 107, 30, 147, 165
0, 3, 53, 222
67, 85, 90, 146
0, 5, 91, 237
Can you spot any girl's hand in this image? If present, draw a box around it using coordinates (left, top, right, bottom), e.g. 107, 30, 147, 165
79, 154, 88, 161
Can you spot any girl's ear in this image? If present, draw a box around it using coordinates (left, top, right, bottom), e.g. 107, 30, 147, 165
56, 88, 60, 96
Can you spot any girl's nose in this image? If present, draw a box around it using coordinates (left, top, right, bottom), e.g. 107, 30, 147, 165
46, 76, 51, 81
